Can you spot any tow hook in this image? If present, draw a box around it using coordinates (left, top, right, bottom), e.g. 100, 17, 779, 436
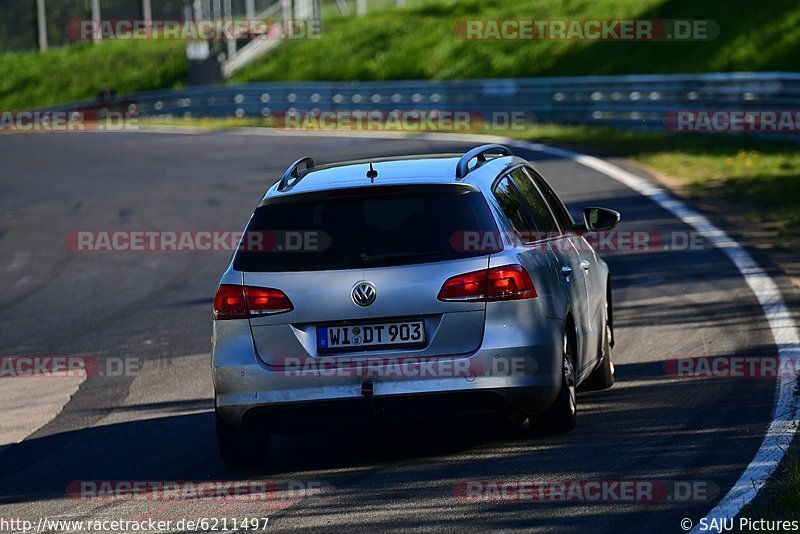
362, 381, 378, 417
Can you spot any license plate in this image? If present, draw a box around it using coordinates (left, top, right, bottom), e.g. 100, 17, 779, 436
317, 320, 425, 352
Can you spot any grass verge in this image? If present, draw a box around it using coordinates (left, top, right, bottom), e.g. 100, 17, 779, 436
741, 446, 800, 524
0, 40, 186, 110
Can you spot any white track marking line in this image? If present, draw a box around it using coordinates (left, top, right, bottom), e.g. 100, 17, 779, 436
131, 126, 799, 521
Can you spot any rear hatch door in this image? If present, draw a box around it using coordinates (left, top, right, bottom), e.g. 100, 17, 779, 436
235, 183, 500, 366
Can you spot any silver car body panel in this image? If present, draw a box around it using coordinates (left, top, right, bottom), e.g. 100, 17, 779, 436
212, 153, 610, 428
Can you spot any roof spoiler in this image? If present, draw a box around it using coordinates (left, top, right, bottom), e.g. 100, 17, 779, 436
455, 144, 512, 179
277, 157, 315, 192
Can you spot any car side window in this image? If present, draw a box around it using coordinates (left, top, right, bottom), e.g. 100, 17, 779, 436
510, 168, 561, 235
493, 176, 537, 238
522, 167, 575, 231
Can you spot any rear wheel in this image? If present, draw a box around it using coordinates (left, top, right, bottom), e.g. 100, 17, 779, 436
216, 410, 270, 468
582, 296, 615, 391
534, 330, 577, 434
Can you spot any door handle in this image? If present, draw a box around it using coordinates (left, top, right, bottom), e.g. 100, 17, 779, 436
580, 260, 591, 271
561, 266, 573, 277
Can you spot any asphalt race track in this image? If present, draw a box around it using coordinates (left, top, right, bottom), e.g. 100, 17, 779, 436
0, 130, 793, 532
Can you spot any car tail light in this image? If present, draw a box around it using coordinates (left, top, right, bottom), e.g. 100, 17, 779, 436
437, 264, 537, 302
213, 284, 293, 320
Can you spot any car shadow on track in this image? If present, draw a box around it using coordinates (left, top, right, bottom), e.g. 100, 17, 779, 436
0, 357, 777, 514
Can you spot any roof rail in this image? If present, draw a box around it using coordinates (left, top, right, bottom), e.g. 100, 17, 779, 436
277, 157, 315, 192
455, 144, 513, 179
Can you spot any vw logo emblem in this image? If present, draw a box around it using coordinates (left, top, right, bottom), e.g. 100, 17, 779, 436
352, 281, 377, 307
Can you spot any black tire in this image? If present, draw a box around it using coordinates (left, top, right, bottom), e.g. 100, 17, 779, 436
581, 300, 615, 391
216, 410, 270, 468
534, 330, 577, 434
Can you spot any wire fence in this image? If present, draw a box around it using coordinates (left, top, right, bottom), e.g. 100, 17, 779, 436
1, 0, 188, 51
0, 0, 411, 53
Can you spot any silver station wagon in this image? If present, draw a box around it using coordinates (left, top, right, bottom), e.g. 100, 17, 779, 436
212, 144, 619, 467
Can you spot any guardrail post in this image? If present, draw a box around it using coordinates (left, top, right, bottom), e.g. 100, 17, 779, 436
356, 0, 367, 16
335, 0, 350, 15
142, 0, 152, 22
282, 0, 293, 27
91, 0, 101, 42
295, 0, 319, 21
36, 0, 48, 51
186, 0, 223, 85
225, 0, 236, 62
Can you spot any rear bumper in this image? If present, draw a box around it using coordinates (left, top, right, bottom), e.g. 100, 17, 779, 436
238, 387, 557, 432
212, 318, 563, 430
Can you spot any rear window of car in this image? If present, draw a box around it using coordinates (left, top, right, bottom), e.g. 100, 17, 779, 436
233, 184, 501, 272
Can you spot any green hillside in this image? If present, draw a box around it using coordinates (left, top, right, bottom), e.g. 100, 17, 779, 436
2, 0, 799, 109
0, 40, 185, 110
233, 0, 800, 82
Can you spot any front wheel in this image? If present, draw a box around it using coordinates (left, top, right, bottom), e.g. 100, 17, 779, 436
533, 331, 577, 434
216, 410, 270, 468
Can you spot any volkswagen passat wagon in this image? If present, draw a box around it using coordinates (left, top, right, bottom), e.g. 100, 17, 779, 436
212, 144, 619, 467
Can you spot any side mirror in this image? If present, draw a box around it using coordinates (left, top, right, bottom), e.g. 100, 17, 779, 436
582, 207, 620, 232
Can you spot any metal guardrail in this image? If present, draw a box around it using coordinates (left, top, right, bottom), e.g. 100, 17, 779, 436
70, 72, 800, 131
